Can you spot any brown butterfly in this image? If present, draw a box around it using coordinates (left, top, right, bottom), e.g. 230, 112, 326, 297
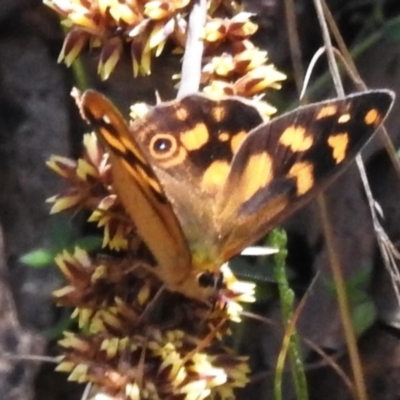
78, 89, 394, 300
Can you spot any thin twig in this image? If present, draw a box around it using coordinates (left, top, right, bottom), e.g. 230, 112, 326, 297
1, 353, 58, 364
284, 0, 305, 96
356, 156, 400, 304
321, 0, 400, 310
299, 40, 400, 306
321, 0, 400, 184
177, 0, 207, 98
300, 47, 361, 101
313, 1, 368, 399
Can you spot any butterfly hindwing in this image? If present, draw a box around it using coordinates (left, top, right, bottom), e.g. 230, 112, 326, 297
79, 90, 191, 285
216, 90, 394, 260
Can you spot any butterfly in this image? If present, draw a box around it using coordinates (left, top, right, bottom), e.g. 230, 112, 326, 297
78, 89, 394, 300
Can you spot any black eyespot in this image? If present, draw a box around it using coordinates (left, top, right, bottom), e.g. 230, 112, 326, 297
149, 133, 177, 160
153, 137, 172, 153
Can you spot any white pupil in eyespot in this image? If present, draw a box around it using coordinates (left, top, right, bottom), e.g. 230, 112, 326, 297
154, 138, 171, 153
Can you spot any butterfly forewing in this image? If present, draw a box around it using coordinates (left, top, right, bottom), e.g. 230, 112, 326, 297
79, 90, 191, 285
133, 94, 264, 195
217, 90, 394, 260
128, 94, 265, 253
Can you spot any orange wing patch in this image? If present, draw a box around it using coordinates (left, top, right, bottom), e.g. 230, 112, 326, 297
201, 160, 230, 192
218, 132, 230, 142
99, 122, 148, 166
230, 131, 247, 154
241, 152, 273, 202
288, 162, 314, 195
174, 105, 189, 121
211, 105, 226, 122
338, 113, 351, 123
364, 108, 381, 125
328, 133, 349, 164
181, 123, 209, 150
279, 126, 313, 152
316, 105, 338, 119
